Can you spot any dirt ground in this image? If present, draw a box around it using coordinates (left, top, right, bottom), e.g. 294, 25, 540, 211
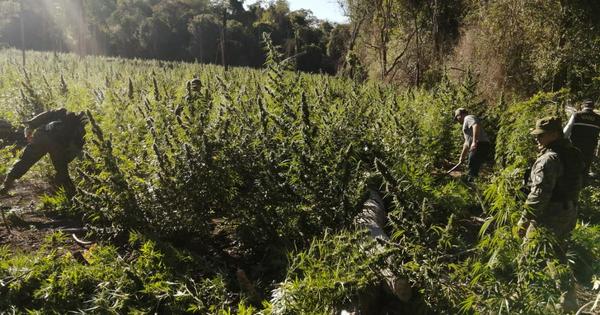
0, 179, 85, 252
0, 179, 597, 313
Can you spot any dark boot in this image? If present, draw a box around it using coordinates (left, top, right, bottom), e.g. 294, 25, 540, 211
561, 284, 579, 313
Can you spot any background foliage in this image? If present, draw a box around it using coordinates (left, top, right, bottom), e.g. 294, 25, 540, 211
342, 0, 600, 101
0, 0, 347, 74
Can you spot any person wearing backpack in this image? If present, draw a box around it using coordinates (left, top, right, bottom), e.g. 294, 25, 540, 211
563, 99, 600, 178
0, 108, 88, 197
525, 116, 584, 312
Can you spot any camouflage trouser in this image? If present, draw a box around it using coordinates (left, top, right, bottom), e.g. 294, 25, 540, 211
538, 200, 577, 241
4, 130, 75, 196
538, 200, 578, 308
537, 199, 577, 294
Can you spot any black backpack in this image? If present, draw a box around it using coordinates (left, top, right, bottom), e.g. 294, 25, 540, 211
551, 139, 585, 202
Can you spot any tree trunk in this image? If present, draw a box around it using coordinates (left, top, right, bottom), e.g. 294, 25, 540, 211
414, 8, 420, 86
340, 15, 365, 75
432, 0, 439, 53
20, 0, 25, 67
221, 9, 228, 71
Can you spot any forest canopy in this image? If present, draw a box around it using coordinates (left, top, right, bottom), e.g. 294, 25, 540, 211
0, 0, 348, 74
3, 0, 600, 102
342, 0, 600, 99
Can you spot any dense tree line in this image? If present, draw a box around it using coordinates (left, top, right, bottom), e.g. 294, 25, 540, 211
3, 0, 599, 98
342, 0, 600, 99
0, 0, 351, 74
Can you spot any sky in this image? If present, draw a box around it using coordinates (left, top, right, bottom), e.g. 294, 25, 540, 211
246, 0, 349, 23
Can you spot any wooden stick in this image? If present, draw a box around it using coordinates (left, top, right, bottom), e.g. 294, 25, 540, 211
72, 233, 92, 246
446, 162, 461, 174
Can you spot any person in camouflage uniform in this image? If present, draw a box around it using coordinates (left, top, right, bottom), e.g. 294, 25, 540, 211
184, 77, 202, 103
526, 116, 584, 238
525, 116, 584, 312
0, 108, 88, 197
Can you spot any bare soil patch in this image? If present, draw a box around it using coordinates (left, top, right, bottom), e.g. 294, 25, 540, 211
0, 180, 84, 252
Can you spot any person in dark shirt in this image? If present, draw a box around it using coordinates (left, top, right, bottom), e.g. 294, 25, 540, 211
563, 99, 600, 177
0, 108, 88, 197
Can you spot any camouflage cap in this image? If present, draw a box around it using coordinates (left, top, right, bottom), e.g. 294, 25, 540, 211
530, 116, 562, 135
